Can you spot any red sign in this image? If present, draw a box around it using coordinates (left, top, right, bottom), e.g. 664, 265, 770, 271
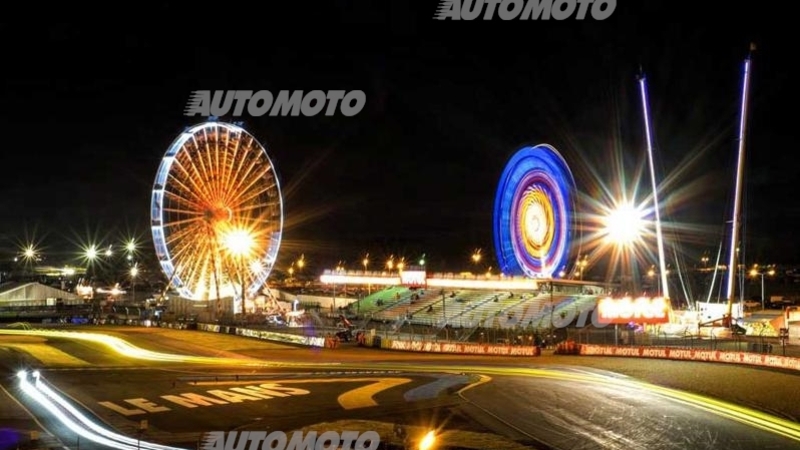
389, 340, 537, 356
596, 296, 670, 324
579, 345, 800, 372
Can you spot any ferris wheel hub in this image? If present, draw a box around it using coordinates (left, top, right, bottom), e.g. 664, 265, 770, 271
204, 206, 233, 224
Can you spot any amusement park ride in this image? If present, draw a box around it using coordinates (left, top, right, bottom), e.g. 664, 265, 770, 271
147, 46, 768, 337
150, 120, 283, 318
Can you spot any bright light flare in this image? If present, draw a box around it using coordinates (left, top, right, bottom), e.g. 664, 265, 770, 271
23, 245, 36, 260
603, 202, 648, 246
222, 228, 256, 257
419, 430, 436, 450
250, 259, 264, 274
125, 239, 137, 253
85, 245, 98, 261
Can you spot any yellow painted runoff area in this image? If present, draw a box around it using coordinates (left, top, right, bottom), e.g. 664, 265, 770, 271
1, 343, 90, 366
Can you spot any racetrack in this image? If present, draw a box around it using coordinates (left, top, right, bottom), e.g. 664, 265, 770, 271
2, 326, 800, 449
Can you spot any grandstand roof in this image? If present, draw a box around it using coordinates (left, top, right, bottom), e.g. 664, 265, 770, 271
0, 282, 79, 302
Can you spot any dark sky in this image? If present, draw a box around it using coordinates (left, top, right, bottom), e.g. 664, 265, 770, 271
0, 2, 795, 274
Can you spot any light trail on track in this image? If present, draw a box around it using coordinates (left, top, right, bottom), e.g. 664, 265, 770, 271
0, 328, 339, 368
4, 328, 800, 447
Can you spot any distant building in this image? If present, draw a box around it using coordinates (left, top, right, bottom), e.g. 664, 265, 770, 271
0, 282, 82, 307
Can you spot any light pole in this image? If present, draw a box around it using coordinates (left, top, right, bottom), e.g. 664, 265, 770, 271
648, 266, 660, 295
577, 255, 588, 281
125, 239, 137, 263
333, 263, 344, 312
296, 254, 305, 272
362, 254, 370, 294
85, 245, 98, 279
130, 264, 139, 304
750, 268, 775, 310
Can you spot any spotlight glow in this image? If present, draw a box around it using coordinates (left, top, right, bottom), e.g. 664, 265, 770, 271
603, 202, 647, 246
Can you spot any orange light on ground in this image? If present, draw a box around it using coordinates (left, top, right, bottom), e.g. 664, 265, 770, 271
419, 430, 436, 450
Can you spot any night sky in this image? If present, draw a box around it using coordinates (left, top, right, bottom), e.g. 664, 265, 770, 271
0, 3, 795, 275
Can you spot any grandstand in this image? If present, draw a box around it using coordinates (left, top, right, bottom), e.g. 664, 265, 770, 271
355, 286, 410, 316
334, 268, 609, 339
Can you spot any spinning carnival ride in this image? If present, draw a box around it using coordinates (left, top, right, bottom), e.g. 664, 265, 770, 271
493, 144, 577, 279
151, 122, 283, 309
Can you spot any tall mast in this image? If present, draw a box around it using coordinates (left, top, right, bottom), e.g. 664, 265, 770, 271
638, 72, 669, 300
725, 44, 755, 321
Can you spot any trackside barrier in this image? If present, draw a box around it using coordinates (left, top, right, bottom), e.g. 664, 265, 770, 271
577, 344, 800, 373
387, 339, 540, 356
195, 323, 325, 348
178, 323, 538, 354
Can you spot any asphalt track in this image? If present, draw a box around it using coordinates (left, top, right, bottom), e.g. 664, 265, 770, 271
3, 326, 800, 450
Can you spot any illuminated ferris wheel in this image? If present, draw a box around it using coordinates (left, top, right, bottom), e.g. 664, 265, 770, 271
151, 121, 283, 302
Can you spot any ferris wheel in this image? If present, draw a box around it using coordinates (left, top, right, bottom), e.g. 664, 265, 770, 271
151, 121, 283, 302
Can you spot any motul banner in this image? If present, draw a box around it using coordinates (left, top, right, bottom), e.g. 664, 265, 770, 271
596, 297, 670, 324
389, 340, 538, 356
579, 345, 800, 372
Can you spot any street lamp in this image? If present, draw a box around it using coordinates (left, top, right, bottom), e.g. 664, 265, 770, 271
125, 239, 137, 262
750, 267, 776, 310
84, 245, 99, 280
577, 256, 588, 281
333, 263, 345, 311
295, 254, 305, 284
130, 264, 139, 303
85, 245, 98, 261
23, 245, 37, 262
471, 249, 482, 272
647, 266, 661, 294
362, 254, 370, 294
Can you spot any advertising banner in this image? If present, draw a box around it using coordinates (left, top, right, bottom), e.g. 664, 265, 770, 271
389, 340, 538, 356
596, 297, 670, 324
579, 344, 800, 372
